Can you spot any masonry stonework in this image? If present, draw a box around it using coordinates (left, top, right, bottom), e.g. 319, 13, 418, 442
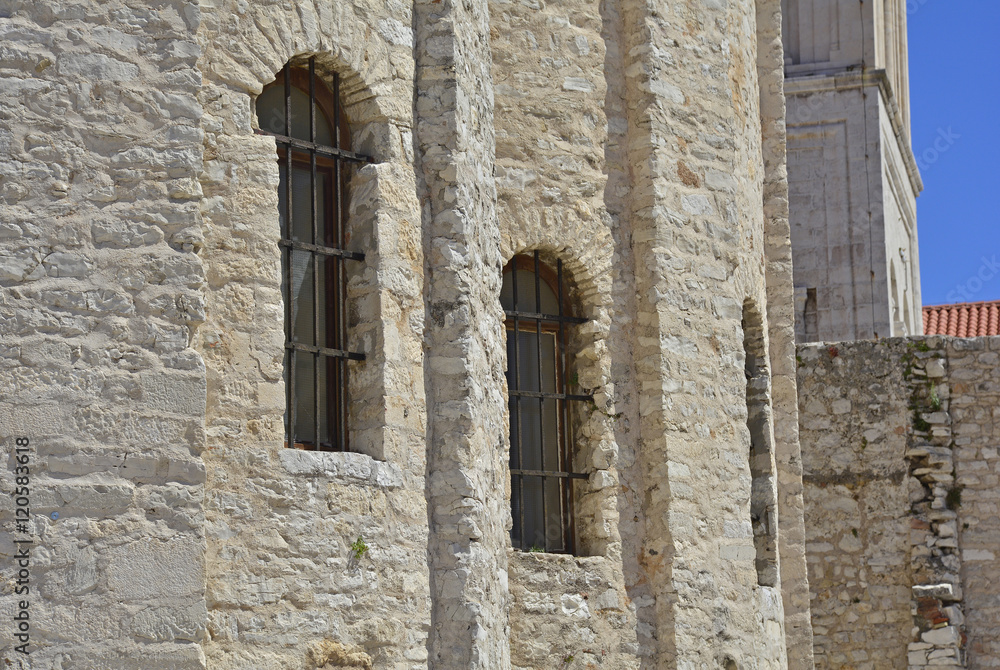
799, 337, 1000, 669
0, 0, 815, 667
0, 1, 208, 667
783, 0, 923, 342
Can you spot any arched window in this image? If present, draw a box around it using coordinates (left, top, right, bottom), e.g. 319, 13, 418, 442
501, 252, 590, 553
256, 58, 370, 451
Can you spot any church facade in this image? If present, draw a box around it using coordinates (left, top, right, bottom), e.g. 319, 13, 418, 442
1, 0, 951, 668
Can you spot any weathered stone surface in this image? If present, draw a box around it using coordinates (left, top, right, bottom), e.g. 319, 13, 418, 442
800, 336, 1000, 669
0, 0, 814, 667
0, 1, 208, 665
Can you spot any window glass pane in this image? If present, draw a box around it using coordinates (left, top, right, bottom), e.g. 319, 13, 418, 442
290, 249, 314, 346
541, 397, 558, 471
513, 396, 559, 471
544, 478, 564, 551
501, 268, 559, 315
318, 355, 329, 447
511, 476, 523, 544
257, 83, 334, 146
520, 475, 545, 550
294, 352, 316, 446
283, 348, 291, 441
278, 162, 323, 244
316, 254, 330, 349
509, 330, 556, 393
509, 395, 522, 469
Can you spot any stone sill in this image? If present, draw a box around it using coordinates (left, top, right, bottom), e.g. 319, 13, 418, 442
279, 448, 403, 489
508, 548, 610, 570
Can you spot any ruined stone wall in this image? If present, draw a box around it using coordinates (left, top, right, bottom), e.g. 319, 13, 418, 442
798, 340, 915, 669
0, 1, 208, 667
947, 338, 1000, 667
799, 336, 1000, 669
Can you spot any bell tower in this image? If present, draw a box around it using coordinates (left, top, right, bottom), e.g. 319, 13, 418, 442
782, 0, 923, 341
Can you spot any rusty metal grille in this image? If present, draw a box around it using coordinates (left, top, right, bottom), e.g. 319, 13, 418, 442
258, 57, 370, 451
503, 251, 590, 553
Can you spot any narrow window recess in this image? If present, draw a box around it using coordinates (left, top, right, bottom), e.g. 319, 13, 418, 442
502, 251, 590, 554
256, 57, 371, 452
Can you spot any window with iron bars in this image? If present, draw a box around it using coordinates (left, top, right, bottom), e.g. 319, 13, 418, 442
256, 58, 370, 451
502, 252, 591, 554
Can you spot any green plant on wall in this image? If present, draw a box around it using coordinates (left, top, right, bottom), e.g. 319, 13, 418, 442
929, 383, 942, 411
912, 411, 930, 434
350, 535, 369, 561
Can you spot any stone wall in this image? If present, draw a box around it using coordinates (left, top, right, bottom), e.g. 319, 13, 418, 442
0, 1, 208, 667
757, 0, 816, 664
613, 0, 793, 665
489, 2, 638, 666
196, 1, 432, 668
0, 0, 809, 667
799, 336, 1000, 669
948, 338, 1000, 667
798, 340, 915, 668
489, 0, 803, 665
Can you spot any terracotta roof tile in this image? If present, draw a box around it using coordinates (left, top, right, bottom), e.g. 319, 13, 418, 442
922, 300, 1000, 337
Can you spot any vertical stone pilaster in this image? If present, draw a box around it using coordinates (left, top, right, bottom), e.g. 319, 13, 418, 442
756, 0, 816, 666
618, 0, 786, 666
415, 1, 509, 666
617, 2, 678, 662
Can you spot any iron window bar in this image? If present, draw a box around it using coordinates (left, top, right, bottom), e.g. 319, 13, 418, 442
252, 131, 372, 164
503, 310, 587, 324
279, 239, 365, 261
259, 57, 368, 452
509, 469, 589, 480
508, 389, 592, 402
504, 250, 591, 554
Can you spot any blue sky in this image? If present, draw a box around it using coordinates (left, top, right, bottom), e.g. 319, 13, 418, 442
909, 1, 1000, 305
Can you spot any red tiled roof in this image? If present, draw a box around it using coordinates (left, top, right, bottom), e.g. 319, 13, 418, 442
923, 301, 1000, 337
